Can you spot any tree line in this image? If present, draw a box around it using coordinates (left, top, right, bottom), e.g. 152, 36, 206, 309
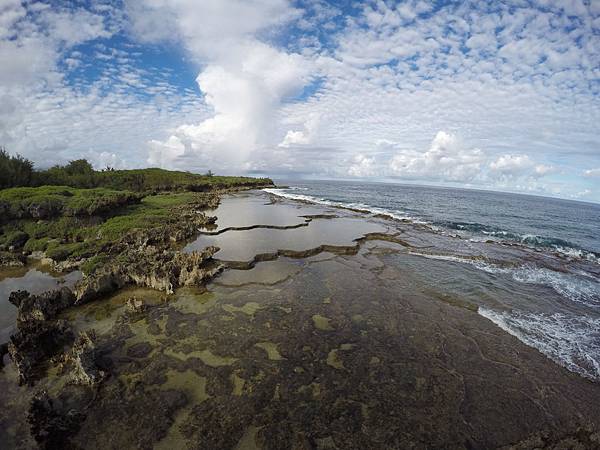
0, 147, 270, 193
0, 147, 100, 189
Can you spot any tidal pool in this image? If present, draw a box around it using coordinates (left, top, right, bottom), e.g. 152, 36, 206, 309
0, 265, 81, 343
1, 191, 600, 449
186, 216, 388, 261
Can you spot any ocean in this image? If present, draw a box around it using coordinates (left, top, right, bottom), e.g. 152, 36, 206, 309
267, 180, 600, 380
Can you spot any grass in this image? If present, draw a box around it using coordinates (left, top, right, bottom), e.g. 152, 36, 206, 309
0, 186, 143, 220
0, 190, 214, 267
0, 168, 271, 270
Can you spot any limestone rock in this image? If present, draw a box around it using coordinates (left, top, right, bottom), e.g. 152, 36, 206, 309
8, 319, 73, 385
67, 331, 105, 386
126, 296, 145, 313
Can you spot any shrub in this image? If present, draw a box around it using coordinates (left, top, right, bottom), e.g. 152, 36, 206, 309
4, 230, 29, 249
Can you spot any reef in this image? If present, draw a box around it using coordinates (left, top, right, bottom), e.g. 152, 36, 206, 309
1, 189, 600, 449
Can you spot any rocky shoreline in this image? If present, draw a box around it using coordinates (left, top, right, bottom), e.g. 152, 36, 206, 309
0, 186, 266, 386
1, 189, 599, 449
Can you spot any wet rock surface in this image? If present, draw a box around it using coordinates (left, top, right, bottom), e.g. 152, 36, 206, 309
0, 191, 599, 449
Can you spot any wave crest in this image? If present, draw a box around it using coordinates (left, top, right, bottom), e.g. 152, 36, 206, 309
479, 307, 600, 381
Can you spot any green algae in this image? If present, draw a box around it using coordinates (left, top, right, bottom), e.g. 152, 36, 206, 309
162, 369, 209, 403
223, 302, 262, 316
165, 348, 237, 367
171, 288, 216, 315
312, 314, 334, 331
326, 349, 344, 370
255, 342, 283, 361
230, 373, 246, 396
234, 425, 262, 450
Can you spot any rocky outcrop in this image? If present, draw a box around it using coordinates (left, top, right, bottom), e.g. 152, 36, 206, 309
0, 342, 8, 369
67, 331, 105, 386
0, 250, 26, 267
9, 288, 76, 323
75, 246, 223, 303
8, 319, 73, 385
126, 296, 145, 314
7, 289, 76, 384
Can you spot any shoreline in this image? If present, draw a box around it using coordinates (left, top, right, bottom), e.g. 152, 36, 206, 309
1, 189, 599, 448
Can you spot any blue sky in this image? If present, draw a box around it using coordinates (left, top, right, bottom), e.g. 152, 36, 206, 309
0, 0, 599, 202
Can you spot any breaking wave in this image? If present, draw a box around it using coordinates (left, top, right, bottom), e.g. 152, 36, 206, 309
441, 221, 599, 264
478, 307, 600, 381
264, 188, 424, 223
266, 188, 599, 265
409, 252, 600, 309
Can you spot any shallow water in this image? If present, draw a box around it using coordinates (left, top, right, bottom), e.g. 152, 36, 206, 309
269, 180, 600, 261
0, 265, 82, 343
202, 191, 329, 232
1, 190, 600, 448
258, 189, 600, 381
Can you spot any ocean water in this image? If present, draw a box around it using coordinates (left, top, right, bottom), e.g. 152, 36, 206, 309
266, 180, 600, 380
268, 181, 600, 260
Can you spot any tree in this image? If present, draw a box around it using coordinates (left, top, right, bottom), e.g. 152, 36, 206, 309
64, 159, 94, 175
205, 170, 214, 177
0, 147, 34, 188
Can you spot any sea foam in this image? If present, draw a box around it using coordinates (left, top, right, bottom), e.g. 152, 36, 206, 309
478, 307, 600, 381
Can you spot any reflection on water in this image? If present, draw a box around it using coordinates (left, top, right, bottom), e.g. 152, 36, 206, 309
0, 265, 82, 343
187, 216, 387, 261
204, 191, 328, 232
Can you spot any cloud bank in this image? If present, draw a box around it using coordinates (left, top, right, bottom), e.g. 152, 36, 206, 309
1, 0, 599, 201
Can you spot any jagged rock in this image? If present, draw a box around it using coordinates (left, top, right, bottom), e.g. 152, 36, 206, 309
0, 342, 8, 369
9, 288, 75, 324
126, 296, 145, 313
67, 331, 105, 386
28, 390, 85, 449
75, 246, 223, 302
0, 250, 26, 267
7, 288, 76, 384
9, 320, 73, 385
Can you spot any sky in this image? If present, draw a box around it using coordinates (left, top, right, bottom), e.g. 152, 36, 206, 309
0, 0, 599, 202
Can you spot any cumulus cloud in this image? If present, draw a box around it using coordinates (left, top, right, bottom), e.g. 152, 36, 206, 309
389, 131, 486, 182
348, 154, 377, 178
279, 113, 321, 148
489, 155, 556, 179
127, 0, 312, 171
1, 0, 599, 201
369, 132, 558, 187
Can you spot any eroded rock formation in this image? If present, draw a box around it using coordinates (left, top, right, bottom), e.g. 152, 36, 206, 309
75, 246, 222, 302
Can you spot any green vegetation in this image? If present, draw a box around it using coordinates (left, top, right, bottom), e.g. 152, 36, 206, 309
0, 189, 213, 269
0, 148, 34, 189
0, 149, 272, 270
0, 149, 272, 192
0, 186, 143, 221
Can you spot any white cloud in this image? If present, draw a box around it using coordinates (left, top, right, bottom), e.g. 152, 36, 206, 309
489, 154, 535, 174
279, 113, 320, 148
389, 131, 486, 182
583, 168, 600, 177
127, 0, 312, 171
348, 154, 376, 177
1, 0, 599, 201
